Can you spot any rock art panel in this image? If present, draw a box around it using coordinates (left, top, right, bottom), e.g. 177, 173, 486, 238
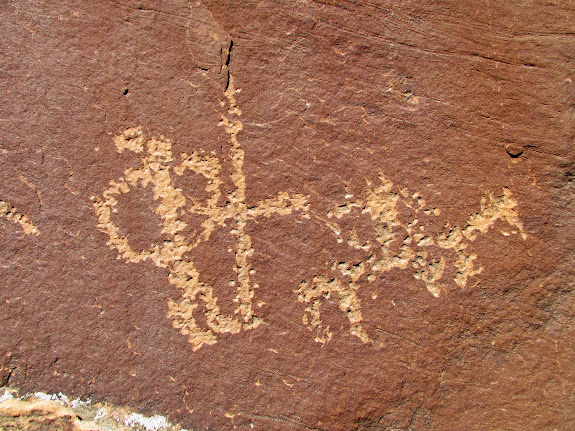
1, 0, 574, 430
91, 58, 527, 352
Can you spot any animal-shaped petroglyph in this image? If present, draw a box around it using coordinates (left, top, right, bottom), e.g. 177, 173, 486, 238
92, 76, 309, 351
0, 199, 39, 236
297, 175, 527, 345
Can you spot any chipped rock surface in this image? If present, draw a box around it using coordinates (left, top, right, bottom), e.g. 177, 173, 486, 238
1, 1, 574, 430
0, 387, 186, 431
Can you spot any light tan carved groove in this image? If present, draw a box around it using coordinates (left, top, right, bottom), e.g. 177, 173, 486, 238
92, 75, 309, 351
297, 175, 526, 345
0, 199, 39, 236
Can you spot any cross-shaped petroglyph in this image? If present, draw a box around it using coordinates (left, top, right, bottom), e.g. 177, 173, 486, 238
297, 174, 527, 345
0, 199, 39, 236
92, 76, 309, 351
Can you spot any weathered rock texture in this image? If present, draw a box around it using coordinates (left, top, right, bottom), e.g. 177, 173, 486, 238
0, 388, 185, 431
1, 0, 574, 430
0, 399, 83, 431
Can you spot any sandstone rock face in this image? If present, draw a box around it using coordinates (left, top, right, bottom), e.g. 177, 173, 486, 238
0, 388, 185, 431
0, 399, 82, 431
1, 1, 574, 430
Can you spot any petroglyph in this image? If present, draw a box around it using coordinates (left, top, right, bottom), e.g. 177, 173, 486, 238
298, 275, 370, 345
297, 175, 526, 345
0, 199, 39, 236
93, 92, 526, 350
92, 75, 309, 351
92, 27, 526, 349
